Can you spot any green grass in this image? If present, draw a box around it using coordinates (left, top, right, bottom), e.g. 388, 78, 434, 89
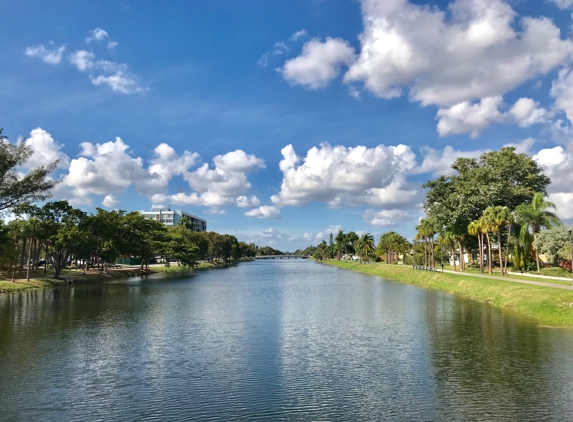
442, 264, 573, 286
324, 260, 573, 327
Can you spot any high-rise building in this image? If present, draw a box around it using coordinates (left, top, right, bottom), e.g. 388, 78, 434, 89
138, 209, 207, 232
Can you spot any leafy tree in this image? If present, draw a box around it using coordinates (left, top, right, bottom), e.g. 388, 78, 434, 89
516, 193, 561, 274
424, 147, 551, 272
164, 226, 200, 267
533, 225, 572, 263
0, 128, 59, 212
344, 231, 359, 256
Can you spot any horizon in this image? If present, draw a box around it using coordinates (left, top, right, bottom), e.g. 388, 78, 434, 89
2, 0, 573, 250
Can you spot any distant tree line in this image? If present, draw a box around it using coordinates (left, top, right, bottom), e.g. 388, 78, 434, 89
0, 127, 263, 281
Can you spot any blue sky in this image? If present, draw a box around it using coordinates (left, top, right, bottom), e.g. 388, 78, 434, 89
2, 0, 573, 251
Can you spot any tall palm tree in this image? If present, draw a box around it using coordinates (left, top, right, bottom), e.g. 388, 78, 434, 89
478, 215, 495, 274
468, 220, 484, 273
417, 218, 436, 269
483, 206, 511, 274
516, 193, 562, 274
335, 230, 345, 260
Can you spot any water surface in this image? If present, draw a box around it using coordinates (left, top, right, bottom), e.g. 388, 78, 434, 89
1, 260, 573, 421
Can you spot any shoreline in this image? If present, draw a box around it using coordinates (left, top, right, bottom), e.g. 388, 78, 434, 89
322, 260, 573, 327
0, 259, 252, 294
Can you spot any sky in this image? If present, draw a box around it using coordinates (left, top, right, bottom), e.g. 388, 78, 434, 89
2, 0, 573, 251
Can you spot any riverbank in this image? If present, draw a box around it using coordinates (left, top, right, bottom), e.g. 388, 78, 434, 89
324, 260, 573, 327
0, 268, 157, 294
0, 259, 253, 294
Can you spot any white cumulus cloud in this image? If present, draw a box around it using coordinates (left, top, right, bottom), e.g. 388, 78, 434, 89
245, 205, 281, 220
21, 128, 70, 169
213, 150, 266, 172
102, 194, 120, 208
342, 0, 573, 107
24, 44, 65, 64
271, 142, 417, 208
281, 37, 356, 89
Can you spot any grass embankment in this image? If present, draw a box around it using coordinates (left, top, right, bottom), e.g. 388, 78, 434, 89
325, 260, 573, 327
0, 268, 156, 294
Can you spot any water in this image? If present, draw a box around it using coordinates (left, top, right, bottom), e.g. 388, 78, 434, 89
1, 260, 573, 421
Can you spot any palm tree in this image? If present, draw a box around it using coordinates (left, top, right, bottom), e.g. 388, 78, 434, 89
515, 193, 562, 274
417, 218, 436, 269
478, 215, 496, 274
467, 220, 484, 273
335, 230, 345, 260
483, 206, 511, 274
359, 233, 375, 263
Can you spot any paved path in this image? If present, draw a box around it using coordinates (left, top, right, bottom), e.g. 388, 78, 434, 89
436, 269, 573, 291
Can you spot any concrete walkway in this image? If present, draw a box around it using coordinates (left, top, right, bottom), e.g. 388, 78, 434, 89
435, 268, 573, 291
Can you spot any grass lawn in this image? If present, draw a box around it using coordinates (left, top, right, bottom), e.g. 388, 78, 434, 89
324, 260, 573, 327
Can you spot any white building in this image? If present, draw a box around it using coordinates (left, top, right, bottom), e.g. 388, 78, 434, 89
138, 209, 207, 232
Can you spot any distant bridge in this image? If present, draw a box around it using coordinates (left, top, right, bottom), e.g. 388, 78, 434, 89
255, 255, 309, 260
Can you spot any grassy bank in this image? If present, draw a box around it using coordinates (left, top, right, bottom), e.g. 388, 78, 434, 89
324, 260, 573, 327
1, 259, 254, 294
0, 268, 156, 294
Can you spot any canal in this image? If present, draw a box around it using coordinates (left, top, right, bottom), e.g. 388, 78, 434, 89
1, 260, 573, 420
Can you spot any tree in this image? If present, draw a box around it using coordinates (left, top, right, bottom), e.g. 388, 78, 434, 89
515, 193, 561, 274
0, 128, 59, 212
533, 225, 572, 263
335, 230, 346, 260
467, 220, 484, 273
483, 206, 511, 274
424, 147, 551, 272
355, 233, 375, 263
344, 231, 359, 256
416, 218, 436, 269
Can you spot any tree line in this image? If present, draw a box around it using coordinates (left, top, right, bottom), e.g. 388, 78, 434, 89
0, 127, 264, 281
303, 148, 571, 275
0, 201, 259, 280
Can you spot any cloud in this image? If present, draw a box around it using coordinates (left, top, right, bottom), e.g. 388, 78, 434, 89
24, 44, 65, 64
62, 137, 151, 200
509, 98, 550, 127
436, 96, 549, 137
69, 50, 95, 71
102, 194, 120, 208
281, 37, 356, 89
551, 67, 573, 125
291, 29, 308, 41
136, 143, 199, 195
533, 141, 573, 219
86, 28, 109, 43
26, 30, 142, 94
150, 149, 265, 210
341, 0, 573, 107
271, 142, 417, 208
213, 150, 266, 172
436, 96, 505, 137
245, 205, 281, 220
245, 205, 281, 219
415, 145, 488, 176
20, 128, 70, 169
550, 0, 573, 9
236, 195, 261, 208
363, 209, 416, 227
